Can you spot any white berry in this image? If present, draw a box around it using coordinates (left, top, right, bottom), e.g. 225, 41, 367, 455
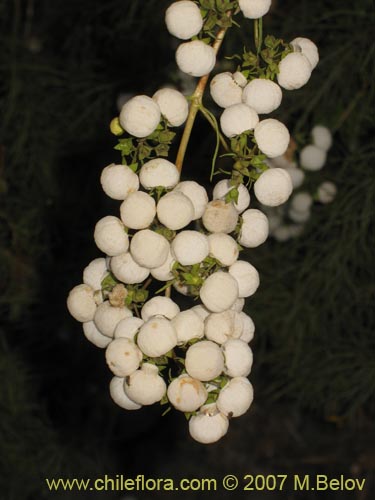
300, 144, 327, 171
94, 216, 129, 257
67, 284, 97, 323
173, 181, 208, 220
157, 191, 194, 230
110, 252, 150, 284
254, 119, 290, 158
229, 260, 260, 298
165, 1, 203, 40
239, 0, 272, 19
239, 208, 269, 248
242, 78, 282, 114
139, 158, 180, 190
171, 230, 209, 265
105, 338, 143, 377
210, 72, 243, 109
199, 271, 239, 312
277, 53, 312, 90
167, 374, 208, 412
222, 339, 253, 377
124, 363, 166, 405
220, 103, 259, 138
120, 191, 156, 230
185, 340, 225, 381
202, 200, 239, 234
176, 40, 216, 77
254, 168, 293, 206
119, 95, 161, 138
100, 164, 139, 200
130, 229, 170, 269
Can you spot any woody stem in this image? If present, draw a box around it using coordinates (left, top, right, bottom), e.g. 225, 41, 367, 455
175, 13, 232, 173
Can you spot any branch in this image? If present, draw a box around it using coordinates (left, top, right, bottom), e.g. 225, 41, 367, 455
175, 13, 232, 173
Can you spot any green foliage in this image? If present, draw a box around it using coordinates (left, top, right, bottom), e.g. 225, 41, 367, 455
101, 272, 119, 292
114, 121, 176, 170
172, 256, 224, 295
199, 0, 239, 36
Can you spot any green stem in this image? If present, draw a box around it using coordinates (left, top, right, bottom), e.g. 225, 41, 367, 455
199, 106, 230, 151
175, 14, 232, 173
254, 17, 263, 55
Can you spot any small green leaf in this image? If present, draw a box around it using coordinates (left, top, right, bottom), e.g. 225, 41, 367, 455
225, 187, 239, 204
101, 273, 118, 292
128, 162, 138, 172
162, 406, 172, 417
160, 394, 169, 405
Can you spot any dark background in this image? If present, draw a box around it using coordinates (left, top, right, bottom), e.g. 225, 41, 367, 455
0, 0, 374, 499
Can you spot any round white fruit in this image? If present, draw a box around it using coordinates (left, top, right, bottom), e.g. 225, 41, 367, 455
94, 216, 129, 257
124, 363, 167, 405
100, 164, 139, 200
110, 252, 150, 284
277, 52, 312, 90
242, 78, 282, 114
222, 339, 253, 377
239, 208, 269, 248
213, 180, 250, 213
94, 301, 133, 338
176, 40, 216, 77
153, 88, 189, 127
202, 200, 239, 234
185, 340, 225, 381
105, 338, 143, 377
130, 229, 170, 269
67, 284, 97, 323
199, 271, 239, 312
167, 374, 208, 412
171, 309, 204, 344
208, 233, 239, 267
239, 0, 272, 19
120, 191, 156, 230
217, 377, 254, 417
137, 316, 177, 357
189, 403, 229, 444
311, 125, 332, 151
114, 317, 144, 341
141, 297, 180, 321
254, 119, 290, 158
173, 181, 208, 220
139, 158, 180, 190
119, 95, 161, 138
165, 1, 203, 40
109, 376, 142, 410
171, 230, 209, 265
83, 258, 108, 291
254, 168, 293, 206
205, 310, 243, 344
220, 103, 259, 138
83, 321, 112, 348
210, 72, 243, 109
291, 37, 319, 70
317, 181, 337, 204
229, 260, 260, 298
157, 191, 194, 230
300, 144, 327, 171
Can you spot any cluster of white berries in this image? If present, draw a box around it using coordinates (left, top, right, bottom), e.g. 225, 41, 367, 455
208, 45, 319, 164
118, 87, 189, 139
265, 125, 337, 241
67, 1, 322, 444
165, 1, 318, 166
68, 149, 291, 442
